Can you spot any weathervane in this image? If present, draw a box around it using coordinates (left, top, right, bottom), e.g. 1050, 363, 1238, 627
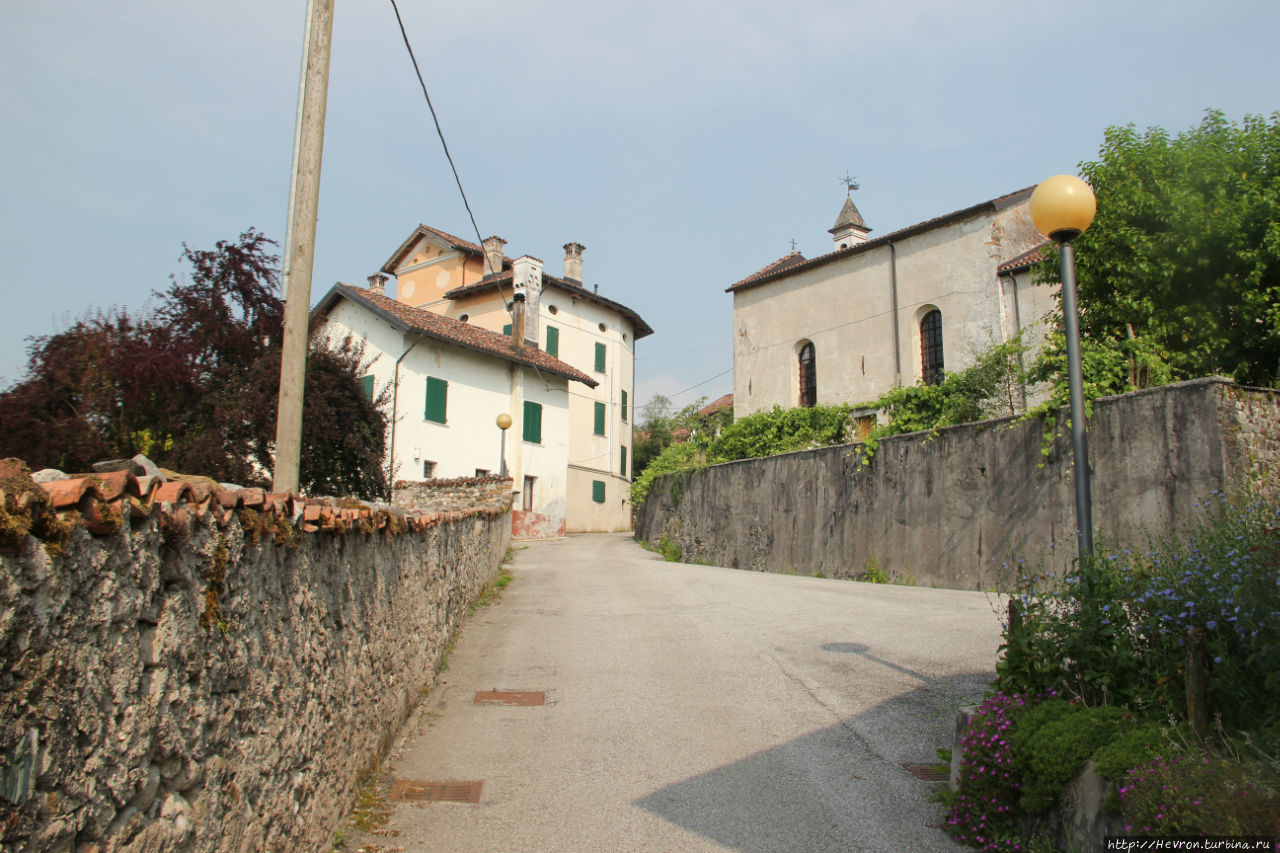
840, 172, 860, 196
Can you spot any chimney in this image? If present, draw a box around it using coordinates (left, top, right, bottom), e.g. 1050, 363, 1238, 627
366, 273, 387, 296
563, 242, 585, 284
510, 295, 526, 351
482, 236, 507, 277
512, 255, 543, 346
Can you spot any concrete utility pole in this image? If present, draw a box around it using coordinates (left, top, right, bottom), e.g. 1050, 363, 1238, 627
273, 0, 334, 494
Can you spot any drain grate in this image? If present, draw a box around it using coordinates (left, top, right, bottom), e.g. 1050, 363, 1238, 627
389, 780, 483, 804
903, 764, 950, 782
474, 690, 545, 706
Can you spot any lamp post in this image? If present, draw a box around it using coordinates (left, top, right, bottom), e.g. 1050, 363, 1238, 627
496, 413, 512, 479
1030, 174, 1098, 560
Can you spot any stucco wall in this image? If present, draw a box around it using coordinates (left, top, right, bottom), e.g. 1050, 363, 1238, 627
0, 466, 512, 852
635, 378, 1279, 589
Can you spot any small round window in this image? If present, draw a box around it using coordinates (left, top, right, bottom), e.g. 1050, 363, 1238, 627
548, 305, 558, 315
458, 314, 469, 323
598, 322, 608, 332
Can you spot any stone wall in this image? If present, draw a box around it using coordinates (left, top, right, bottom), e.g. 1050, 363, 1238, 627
635, 378, 1279, 589
0, 463, 512, 852
393, 476, 513, 516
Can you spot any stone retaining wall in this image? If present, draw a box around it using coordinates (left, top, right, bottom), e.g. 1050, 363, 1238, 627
0, 463, 511, 852
635, 378, 1279, 589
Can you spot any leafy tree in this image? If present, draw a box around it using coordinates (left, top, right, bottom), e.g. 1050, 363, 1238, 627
1038, 110, 1280, 387
0, 230, 389, 499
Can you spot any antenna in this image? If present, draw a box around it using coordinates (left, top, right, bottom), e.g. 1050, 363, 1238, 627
840, 172, 860, 195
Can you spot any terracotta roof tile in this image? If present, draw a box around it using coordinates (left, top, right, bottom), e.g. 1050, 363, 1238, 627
315, 284, 599, 388
997, 242, 1052, 275
698, 394, 734, 416
727, 252, 809, 291
444, 273, 654, 339
0, 458, 515, 544
727, 187, 1036, 294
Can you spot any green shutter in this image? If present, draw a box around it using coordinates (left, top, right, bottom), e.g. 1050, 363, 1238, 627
503, 323, 512, 336
523, 401, 542, 443
360, 375, 374, 400
425, 376, 447, 423
593, 401, 606, 436
594, 342, 606, 373
620, 446, 627, 477
546, 326, 559, 357
621, 390, 628, 422
592, 480, 606, 503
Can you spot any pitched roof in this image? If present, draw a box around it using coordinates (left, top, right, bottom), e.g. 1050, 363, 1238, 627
381, 225, 503, 275
314, 284, 599, 388
698, 394, 733, 416
830, 196, 869, 232
727, 187, 1035, 294
727, 252, 809, 291
444, 272, 655, 339
997, 241, 1052, 275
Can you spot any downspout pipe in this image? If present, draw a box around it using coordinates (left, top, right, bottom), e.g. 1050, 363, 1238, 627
889, 241, 902, 386
1001, 271, 1029, 413
387, 332, 425, 501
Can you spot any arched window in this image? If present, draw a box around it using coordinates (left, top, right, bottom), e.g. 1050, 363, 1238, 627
798, 342, 816, 407
921, 310, 944, 386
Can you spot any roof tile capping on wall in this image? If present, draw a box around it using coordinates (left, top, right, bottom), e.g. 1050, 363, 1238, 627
0, 458, 513, 548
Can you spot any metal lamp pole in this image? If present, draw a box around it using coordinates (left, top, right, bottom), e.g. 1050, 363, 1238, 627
1030, 175, 1098, 561
496, 413, 512, 478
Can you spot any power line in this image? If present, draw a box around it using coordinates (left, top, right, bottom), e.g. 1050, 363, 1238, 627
665, 366, 733, 400
388, 0, 484, 249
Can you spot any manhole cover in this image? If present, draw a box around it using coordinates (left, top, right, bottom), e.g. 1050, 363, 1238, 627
389, 780, 483, 803
474, 690, 545, 706
903, 764, 949, 782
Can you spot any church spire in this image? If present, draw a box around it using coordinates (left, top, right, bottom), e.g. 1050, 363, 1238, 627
829, 192, 871, 250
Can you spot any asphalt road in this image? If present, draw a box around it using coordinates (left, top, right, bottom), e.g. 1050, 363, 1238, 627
349, 533, 1003, 853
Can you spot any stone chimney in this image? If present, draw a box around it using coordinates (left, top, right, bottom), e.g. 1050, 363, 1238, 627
366, 273, 387, 296
512, 255, 543, 346
563, 242, 585, 284
510, 295, 525, 351
482, 236, 507, 277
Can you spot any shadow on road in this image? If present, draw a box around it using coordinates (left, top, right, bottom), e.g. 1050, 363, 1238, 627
633, 672, 988, 853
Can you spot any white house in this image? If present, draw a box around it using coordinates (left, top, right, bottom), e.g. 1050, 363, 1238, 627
727, 187, 1054, 421
315, 278, 597, 538
375, 226, 652, 533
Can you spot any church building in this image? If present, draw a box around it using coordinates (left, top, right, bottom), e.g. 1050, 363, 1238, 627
727, 187, 1052, 420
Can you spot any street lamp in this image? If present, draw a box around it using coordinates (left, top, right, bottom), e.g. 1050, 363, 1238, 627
1030, 174, 1098, 559
496, 413, 512, 479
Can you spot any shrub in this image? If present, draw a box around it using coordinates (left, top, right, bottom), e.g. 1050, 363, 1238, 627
1010, 701, 1127, 813
946, 692, 1031, 851
1120, 749, 1280, 837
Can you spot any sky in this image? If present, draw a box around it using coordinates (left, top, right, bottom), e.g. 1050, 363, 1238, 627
3, 0, 1278, 415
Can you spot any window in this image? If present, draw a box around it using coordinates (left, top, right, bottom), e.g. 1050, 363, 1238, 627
522, 476, 535, 512
503, 323, 512, 336
798, 342, 816, 408
621, 390, 628, 422
422, 460, 436, 479
921, 310, 944, 386
620, 446, 628, 477
360, 374, 374, 400
594, 342, 606, 373
546, 325, 559, 357
523, 400, 542, 443
593, 401, 606, 436
475, 468, 491, 478
425, 376, 447, 423
592, 480, 606, 503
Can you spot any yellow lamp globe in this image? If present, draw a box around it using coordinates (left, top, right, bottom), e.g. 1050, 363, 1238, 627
1030, 175, 1097, 241
496, 413, 513, 430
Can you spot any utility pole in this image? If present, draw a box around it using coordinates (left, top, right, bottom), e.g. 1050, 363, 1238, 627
273, 0, 334, 494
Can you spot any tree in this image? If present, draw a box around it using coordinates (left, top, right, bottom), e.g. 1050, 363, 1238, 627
0, 231, 389, 499
1039, 110, 1280, 387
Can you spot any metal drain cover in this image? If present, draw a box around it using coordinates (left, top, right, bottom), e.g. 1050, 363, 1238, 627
389, 780, 483, 803
474, 690, 545, 706
903, 764, 949, 782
